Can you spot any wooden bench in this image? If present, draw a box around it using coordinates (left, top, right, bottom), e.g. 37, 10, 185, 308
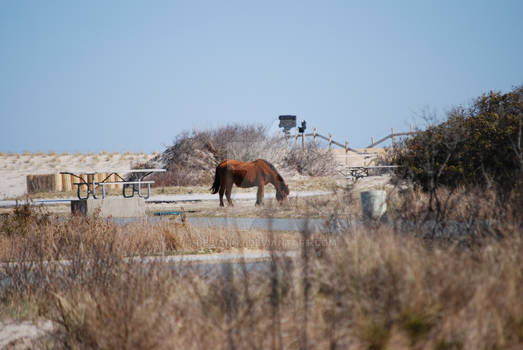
349, 167, 369, 179
348, 165, 400, 179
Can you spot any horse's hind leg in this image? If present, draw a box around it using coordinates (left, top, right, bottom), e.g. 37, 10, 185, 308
219, 184, 225, 207
225, 180, 233, 206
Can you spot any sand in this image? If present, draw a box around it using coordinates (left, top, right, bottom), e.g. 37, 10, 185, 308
0, 152, 156, 200
0, 319, 53, 349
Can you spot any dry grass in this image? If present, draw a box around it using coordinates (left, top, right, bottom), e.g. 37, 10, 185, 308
0, 205, 301, 262
0, 187, 522, 349
1, 228, 521, 348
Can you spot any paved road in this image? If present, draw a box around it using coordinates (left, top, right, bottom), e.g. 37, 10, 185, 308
135, 250, 298, 264
0, 251, 299, 295
0, 191, 331, 208
1, 250, 298, 269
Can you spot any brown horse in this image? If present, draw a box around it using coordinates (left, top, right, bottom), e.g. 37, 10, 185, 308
211, 159, 289, 206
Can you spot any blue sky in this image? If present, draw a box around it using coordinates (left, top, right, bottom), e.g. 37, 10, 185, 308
1, 0, 522, 153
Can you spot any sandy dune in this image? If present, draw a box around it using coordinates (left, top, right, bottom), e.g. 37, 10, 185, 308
330, 147, 388, 167
0, 153, 155, 200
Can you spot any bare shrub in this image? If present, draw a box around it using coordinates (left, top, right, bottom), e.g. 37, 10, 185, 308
51, 262, 175, 350
141, 124, 338, 186
283, 141, 338, 176
385, 171, 522, 241
144, 126, 244, 186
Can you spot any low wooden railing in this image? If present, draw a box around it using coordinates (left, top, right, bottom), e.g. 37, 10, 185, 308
281, 126, 418, 152
367, 127, 419, 148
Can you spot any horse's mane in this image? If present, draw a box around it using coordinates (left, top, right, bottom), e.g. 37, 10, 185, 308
259, 159, 283, 181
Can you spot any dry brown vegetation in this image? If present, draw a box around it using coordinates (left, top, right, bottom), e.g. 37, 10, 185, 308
0, 185, 522, 349
0, 205, 301, 261
145, 124, 339, 187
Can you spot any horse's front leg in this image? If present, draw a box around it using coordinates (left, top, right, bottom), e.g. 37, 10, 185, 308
256, 184, 264, 206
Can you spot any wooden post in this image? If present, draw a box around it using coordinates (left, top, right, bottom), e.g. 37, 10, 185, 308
295, 127, 298, 148
111, 173, 118, 189
391, 128, 395, 147
62, 173, 72, 192
371, 136, 374, 147
329, 133, 332, 152
313, 128, 317, 148
301, 132, 305, 150
78, 174, 87, 196
345, 141, 349, 167
55, 173, 63, 192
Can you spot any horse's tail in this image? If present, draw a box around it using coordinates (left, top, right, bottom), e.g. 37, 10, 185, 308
210, 165, 221, 194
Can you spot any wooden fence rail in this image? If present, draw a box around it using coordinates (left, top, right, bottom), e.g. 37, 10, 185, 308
367, 126, 419, 148
281, 126, 417, 153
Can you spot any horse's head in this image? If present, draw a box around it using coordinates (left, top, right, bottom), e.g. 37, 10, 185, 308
275, 180, 289, 202
260, 159, 289, 202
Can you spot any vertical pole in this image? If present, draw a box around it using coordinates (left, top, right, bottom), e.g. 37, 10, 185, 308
391, 128, 395, 147
410, 124, 414, 133
90, 174, 96, 199
301, 132, 305, 150
371, 136, 374, 148
313, 128, 317, 148
295, 127, 298, 148
329, 133, 332, 152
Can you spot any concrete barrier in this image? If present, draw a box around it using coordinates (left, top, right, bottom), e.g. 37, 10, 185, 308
361, 190, 387, 220
71, 197, 145, 218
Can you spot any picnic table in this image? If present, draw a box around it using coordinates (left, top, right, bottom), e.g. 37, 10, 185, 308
60, 169, 166, 200
348, 165, 400, 179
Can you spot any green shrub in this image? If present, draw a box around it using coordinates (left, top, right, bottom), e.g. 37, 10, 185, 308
395, 85, 522, 194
